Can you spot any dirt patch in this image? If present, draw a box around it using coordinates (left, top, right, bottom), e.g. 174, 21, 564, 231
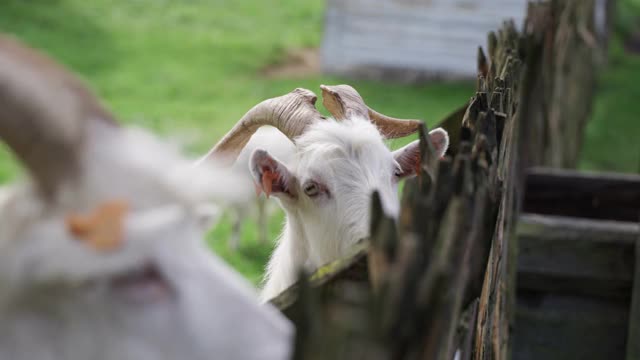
260, 48, 320, 79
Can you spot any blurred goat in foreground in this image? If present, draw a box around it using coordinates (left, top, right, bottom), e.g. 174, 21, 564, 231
0, 34, 292, 360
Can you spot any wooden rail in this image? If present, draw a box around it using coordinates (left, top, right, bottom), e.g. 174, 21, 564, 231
512, 169, 640, 360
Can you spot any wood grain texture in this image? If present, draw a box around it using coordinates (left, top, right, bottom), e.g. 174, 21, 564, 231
523, 167, 640, 222
517, 214, 638, 298
321, 0, 528, 80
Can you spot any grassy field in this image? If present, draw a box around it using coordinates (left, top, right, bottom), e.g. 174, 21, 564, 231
581, 0, 640, 173
0, 0, 638, 285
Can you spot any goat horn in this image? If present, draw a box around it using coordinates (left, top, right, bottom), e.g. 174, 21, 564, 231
0, 34, 117, 200
202, 88, 326, 164
320, 84, 422, 139
319, 84, 369, 120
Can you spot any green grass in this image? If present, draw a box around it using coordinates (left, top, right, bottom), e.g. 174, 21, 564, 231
615, 0, 640, 37
0, 0, 472, 285
1, 0, 638, 285
581, 38, 640, 173
207, 213, 286, 285
580, 0, 640, 173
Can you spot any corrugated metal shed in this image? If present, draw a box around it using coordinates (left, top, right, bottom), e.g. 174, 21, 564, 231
321, 0, 528, 80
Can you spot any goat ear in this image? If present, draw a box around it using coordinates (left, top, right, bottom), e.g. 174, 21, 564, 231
392, 128, 449, 179
250, 149, 298, 199
393, 140, 421, 179
428, 127, 449, 158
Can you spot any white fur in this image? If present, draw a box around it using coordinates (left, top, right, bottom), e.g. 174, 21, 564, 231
0, 124, 293, 360
259, 117, 448, 300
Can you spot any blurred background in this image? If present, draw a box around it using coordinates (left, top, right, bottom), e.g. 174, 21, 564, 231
0, 0, 638, 285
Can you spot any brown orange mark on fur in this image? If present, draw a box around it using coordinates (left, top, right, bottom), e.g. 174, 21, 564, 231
414, 152, 422, 178
66, 200, 129, 252
261, 169, 280, 198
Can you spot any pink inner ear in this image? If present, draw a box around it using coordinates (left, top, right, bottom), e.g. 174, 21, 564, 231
252, 149, 297, 198
429, 128, 449, 157
254, 153, 281, 198
433, 138, 443, 150
394, 143, 421, 179
261, 168, 280, 198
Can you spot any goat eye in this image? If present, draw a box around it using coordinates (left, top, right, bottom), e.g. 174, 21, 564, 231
394, 168, 403, 177
303, 182, 320, 197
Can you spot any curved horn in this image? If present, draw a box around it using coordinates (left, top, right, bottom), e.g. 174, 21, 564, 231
0, 35, 117, 199
319, 84, 369, 120
201, 88, 325, 164
320, 84, 422, 139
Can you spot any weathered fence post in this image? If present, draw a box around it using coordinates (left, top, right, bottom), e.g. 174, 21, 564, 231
524, 0, 599, 168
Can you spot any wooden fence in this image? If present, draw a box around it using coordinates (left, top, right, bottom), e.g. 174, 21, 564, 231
270, 1, 639, 359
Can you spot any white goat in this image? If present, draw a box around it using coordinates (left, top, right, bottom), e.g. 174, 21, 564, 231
0, 34, 292, 360
199, 85, 449, 301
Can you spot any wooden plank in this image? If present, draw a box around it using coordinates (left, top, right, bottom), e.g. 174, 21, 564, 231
459, 299, 480, 360
471, 14, 522, 360
322, 0, 528, 79
517, 214, 639, 298
512, 293, 629, 360
332, 0, 528, 19
523, 167, 640, 222
626, 235, 640, 360
474, 97, 517, 360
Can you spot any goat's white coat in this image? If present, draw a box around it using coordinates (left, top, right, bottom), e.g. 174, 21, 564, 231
0, 125, 293, 360
257, 117, 448, 300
